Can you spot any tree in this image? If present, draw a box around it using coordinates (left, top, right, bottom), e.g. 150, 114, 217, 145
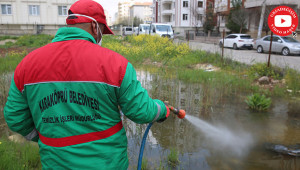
262, 6, 275, 35
118, 17, 131, 26
117, 16, 144, 27
203, 4, 215, 34
226, 0, 248, 33
133, 17, 143, 27
190, 2, 201, 34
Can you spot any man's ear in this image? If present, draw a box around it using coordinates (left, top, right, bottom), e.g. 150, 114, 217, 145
91, 21, 98, 35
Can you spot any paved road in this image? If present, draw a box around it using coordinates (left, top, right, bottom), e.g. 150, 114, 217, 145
177, 40, 300, 72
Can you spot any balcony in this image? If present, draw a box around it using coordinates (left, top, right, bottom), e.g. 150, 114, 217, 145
161, 0, 175, 3
196, 8, 205, 14
162, 9, 175, 15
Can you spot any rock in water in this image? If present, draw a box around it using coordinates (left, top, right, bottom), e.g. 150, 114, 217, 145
264, 143, 300, 156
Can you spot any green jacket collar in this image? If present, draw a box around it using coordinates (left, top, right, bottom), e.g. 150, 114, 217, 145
52, 27, 96, 44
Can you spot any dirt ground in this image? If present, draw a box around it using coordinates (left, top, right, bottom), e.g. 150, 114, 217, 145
0, 46, 37, 57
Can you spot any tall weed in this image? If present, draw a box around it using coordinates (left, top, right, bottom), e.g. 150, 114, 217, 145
285, 69, 300, 95
0, 137, 41, 170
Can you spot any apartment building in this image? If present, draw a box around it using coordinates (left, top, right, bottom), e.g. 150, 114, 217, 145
153, 0, 211, 33
0, 0, 78, 35
118, 0, 135, 23
104, 9, 112, 26
129, 2, 153, 23
215, 0, 300, 37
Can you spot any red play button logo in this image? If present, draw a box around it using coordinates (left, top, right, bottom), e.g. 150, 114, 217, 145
268, 6, 298, 36
274, 15, 291, 27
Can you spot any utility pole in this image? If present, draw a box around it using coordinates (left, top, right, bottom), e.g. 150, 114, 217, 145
257, 0, 267, 39
267, 31, 273, 67
156, 0, 158, 23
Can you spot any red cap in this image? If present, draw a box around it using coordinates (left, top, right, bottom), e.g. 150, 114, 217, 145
66, 0, 113, 34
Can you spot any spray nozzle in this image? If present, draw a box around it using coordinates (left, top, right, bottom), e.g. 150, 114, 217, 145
169, 106, 186, 119
164, 101, 186, 119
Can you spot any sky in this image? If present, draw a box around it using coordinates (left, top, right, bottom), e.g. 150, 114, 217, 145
94, 0, 152, 22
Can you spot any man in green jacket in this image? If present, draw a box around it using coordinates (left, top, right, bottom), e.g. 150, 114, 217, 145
4, 0, 169, 169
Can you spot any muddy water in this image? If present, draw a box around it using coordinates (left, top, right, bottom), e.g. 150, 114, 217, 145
1, 71, 299, 170
125, 70, 300, 170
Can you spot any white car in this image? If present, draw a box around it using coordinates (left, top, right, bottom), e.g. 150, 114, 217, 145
149, 23, 174, 39
138, 24, 150, 35
133, 27, 139, 35
122, 27, 133, 36
219, 34, 254, 50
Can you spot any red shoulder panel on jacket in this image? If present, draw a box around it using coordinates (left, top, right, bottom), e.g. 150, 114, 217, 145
14, 40, 128, 92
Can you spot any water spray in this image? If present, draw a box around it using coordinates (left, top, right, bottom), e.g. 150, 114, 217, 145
137, 105, 185, 170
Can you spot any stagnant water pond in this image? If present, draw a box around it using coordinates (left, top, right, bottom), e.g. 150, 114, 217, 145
0, 70, 299, 170
125, 70, 300, 170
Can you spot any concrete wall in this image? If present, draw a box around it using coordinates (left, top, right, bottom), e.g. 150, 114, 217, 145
0, 0, 76, 35
0, 24, 64, 35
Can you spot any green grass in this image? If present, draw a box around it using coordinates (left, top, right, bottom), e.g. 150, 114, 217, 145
285, 69, 300, 95
106, 35, 300, 97
167, 148, 180, 167
0, 137, 41, 170
0, 35, 18, 41
0, 50, 27, 74
0, 34, 53, 49
247, 63, 282, 80
141, 158, 148, 170
0, 34, 299, 99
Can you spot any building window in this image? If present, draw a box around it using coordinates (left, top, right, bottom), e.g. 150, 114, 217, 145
198, 1, 203, 8
183, 14, 188, 21
29, 5, 40, 16
58, 6, 67, 16
183, 1, 188, 7
1, 4, 12, 15
197, 14, 202, 21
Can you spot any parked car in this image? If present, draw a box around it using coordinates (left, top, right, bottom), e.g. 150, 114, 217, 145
149, 23, 174, 39
133, 27, 139, 35
122, 27, 133, 36
219, 34, 254, 50
255, 35, 300, 56
138, 24, 150, 35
